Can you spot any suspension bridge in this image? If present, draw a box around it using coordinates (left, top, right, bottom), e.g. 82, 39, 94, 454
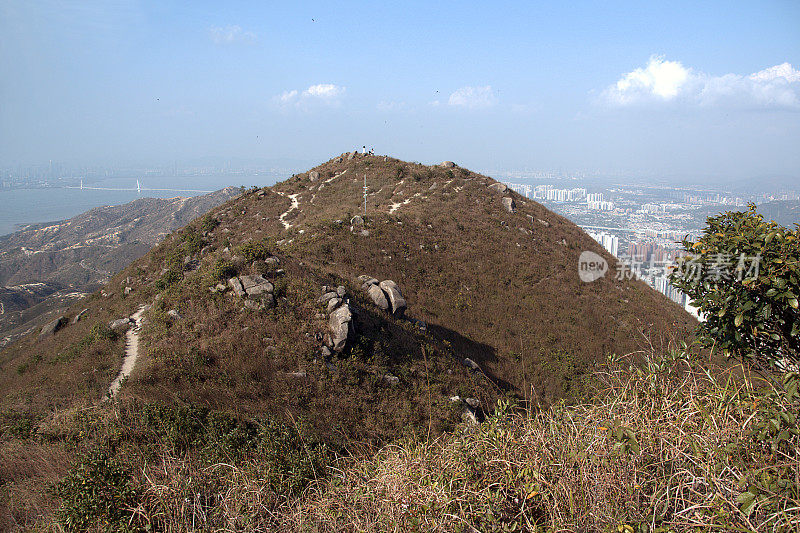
64, 179, 214, 194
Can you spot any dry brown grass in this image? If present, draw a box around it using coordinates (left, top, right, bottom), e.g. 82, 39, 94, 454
0, 439, 72, 530
270, 352, 797, 532
3, 350, 796, 531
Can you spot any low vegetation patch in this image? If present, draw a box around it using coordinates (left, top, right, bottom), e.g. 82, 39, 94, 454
282, 350, 799, 532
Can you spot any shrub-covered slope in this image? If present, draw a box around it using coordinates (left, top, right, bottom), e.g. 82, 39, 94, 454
0, 154, 694, 442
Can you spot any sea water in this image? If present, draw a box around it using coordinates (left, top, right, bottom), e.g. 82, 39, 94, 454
0, 174, 272, 236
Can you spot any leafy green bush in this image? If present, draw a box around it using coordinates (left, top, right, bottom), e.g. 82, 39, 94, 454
670, 205, 799, 375
55, 451, 137, 531
182, 229, 204, 255
255, 416, 328, 495
211, 257, 236, 281
155, 268, 183, 290
237, 240, 271, 262
200, 214, 220, 233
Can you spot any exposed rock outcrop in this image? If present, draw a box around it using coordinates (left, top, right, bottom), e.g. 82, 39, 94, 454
359, 276, 407, 316
240, 275, 273, 297
379, 280, 406, 317
39, 316, 66, 339
463, 358, 480, 371
328, 302, 353, 352
71, 309, 89, 324
450, 395, 483, 424
502, 197, 516, 213
109, 317, 133, 332
317, 285, 356, 354
366, 284, 390, 311
229, 274, 276, 310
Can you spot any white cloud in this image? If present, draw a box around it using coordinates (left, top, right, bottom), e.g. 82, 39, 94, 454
209, 25, 256, 45
610, 56, 691, 103
750, 63, 800, 83
303, 84, 345, 99
448, 86, 497, 109
277, 90, 298, 104
604, 57, 800, 109
274, 84, 346, 108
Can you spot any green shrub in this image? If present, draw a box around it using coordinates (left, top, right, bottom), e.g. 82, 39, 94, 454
155, 268, 183, 290
89, 322, 117, 342
55, 451, 137, 531
237, 240, 271, 262
51, 324, 118, 365
255, 416, 328, 495
182, 229, 204, 255
670, 205, 799, 376
211, 258, 236, 281
200, 214, 220, 233
272, 276, 288, 299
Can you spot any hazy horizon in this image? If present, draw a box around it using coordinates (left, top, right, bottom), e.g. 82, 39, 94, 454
2, 1, 799, 181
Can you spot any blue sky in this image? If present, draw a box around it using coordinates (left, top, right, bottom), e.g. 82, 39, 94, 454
1, 0, 799, 180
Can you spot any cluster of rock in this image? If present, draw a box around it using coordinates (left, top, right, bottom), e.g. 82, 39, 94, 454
318, 285, 354, 354
487, 182, 516, 213
228, 274, 276, 310
450, 395, 483, 424
109, 304, 152, 332
358, 276, 406, 317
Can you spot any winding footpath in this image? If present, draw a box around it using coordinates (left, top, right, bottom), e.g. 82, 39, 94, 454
106, 305, 146, 399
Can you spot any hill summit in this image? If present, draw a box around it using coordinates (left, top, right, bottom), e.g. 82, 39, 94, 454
0, 153, 694, 443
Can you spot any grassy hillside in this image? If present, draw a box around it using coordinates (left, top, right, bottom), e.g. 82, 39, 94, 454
0, 154, 706, 529
2, 349, 796, 531
0, 187, 241, 347
1, 154, 693, 427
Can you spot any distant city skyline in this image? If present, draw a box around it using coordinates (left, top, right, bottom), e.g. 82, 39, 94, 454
1, 1, 799, 180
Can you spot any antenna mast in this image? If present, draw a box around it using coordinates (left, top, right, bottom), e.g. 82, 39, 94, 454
363, 174, 367, 216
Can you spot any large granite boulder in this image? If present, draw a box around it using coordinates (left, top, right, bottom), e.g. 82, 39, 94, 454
240, 275, 273, 297
366, 284, 390, 311
440, 161, 456, 168
327, 297, 343, 313
502, 197, 516, 213
329, 304, 353, 352
228, 277, 246, 297
39, 316, 66, 339
360, 277, 379, 289
488, 183, 507, 193
379, 280, 406, 317
317, 291, 339, 304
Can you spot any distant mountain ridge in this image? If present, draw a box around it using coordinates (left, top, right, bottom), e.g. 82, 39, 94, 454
0, 187, 241, 347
